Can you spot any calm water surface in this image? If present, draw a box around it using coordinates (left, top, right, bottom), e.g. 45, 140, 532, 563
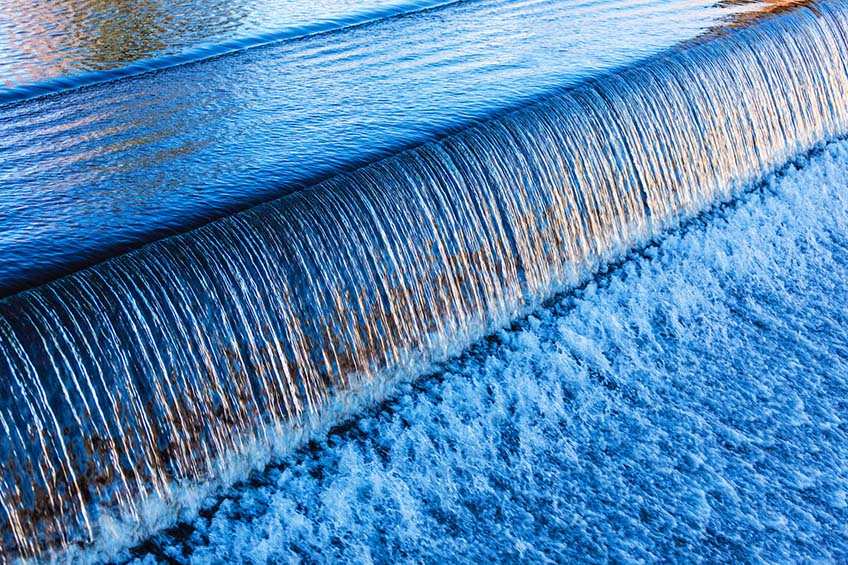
0, 0, 414, 90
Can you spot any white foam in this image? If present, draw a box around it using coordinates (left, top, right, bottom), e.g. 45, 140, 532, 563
115, 139, 848, 563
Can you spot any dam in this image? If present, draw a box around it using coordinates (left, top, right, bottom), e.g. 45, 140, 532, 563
0, 0, 847, 560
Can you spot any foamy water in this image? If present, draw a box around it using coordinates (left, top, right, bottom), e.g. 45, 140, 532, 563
125, 137, 848, 563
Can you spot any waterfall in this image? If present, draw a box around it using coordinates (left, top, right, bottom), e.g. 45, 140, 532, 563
2, 0, 848, 558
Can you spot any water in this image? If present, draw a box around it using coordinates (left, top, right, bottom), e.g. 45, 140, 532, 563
0, 0, 845, 559
0, 0, 772, 297
0, 0, 437, 93
127, 136, 848, 564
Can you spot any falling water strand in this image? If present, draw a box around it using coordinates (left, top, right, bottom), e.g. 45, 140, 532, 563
2, 0, 848, 559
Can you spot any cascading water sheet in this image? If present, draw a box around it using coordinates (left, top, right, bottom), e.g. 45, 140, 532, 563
1, 0, 847, 560
128, 135, 848, 564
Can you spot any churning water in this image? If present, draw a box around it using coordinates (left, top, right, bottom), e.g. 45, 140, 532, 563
1, 0, 847, 561
126, 132, 848, 565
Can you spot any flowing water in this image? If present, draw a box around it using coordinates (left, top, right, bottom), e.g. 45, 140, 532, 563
126, 133, 848, 565
0, 0, 773, 296
0, 0, 437, 93
0, 0, 848, 557
1, 0, 847, 560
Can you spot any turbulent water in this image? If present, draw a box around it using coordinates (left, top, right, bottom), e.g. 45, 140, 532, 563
126, 133, 848, 565
1, 0, 847, 561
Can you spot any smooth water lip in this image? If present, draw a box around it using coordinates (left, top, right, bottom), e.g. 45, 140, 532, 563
0, 0, 464, 108
0, 0, 730, 298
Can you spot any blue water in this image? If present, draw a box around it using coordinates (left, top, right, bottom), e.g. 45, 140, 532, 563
2, 0, 847, 561
0, 0, 432, 96
124, 137, 848, 564
0, 0, 763, 296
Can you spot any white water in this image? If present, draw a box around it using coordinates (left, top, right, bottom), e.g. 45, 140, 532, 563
2, 1, 847, 560
126, 138, 848, 563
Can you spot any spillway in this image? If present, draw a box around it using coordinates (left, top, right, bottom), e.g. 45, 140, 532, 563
1, 0, 848, 559
0, 0, 735, 297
